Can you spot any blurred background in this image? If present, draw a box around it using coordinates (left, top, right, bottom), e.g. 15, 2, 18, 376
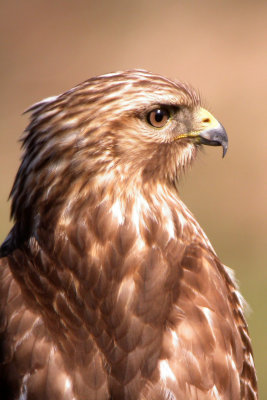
0, 0, 266, 396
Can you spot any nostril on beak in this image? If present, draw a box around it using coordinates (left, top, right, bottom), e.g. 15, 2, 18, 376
202, 118, 211, 123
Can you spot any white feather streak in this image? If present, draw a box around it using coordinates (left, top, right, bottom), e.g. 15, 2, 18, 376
110, 199, 124, 225
200, 307, 214, 326
159, 360, 176, 382
170, 329, 179, 347
19, 373, 30, 400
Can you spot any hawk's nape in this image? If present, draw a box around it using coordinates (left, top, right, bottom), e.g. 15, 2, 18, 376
0, 70, 257, 400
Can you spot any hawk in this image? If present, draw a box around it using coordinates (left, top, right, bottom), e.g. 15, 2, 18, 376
0, 70, 257, 400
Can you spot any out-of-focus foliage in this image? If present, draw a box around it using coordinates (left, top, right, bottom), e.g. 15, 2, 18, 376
0, 0, 266, 396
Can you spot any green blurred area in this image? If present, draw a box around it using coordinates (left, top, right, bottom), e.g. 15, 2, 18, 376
0, 0, 266, 396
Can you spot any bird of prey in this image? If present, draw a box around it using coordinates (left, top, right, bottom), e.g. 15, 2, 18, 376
0, 70, 257, 400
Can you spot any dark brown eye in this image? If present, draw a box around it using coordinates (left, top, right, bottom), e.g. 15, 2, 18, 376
147, 108, 170, 128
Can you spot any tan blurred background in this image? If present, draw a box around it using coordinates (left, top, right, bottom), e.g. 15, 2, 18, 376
0, 0, 266, 396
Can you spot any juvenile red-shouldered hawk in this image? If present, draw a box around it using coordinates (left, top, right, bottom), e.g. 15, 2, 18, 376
0, 70, 257, 399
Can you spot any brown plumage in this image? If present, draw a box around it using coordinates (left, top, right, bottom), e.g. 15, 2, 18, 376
0, 70, 257, 399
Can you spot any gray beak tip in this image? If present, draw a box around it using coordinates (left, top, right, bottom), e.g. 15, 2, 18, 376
222, 142, 228, 158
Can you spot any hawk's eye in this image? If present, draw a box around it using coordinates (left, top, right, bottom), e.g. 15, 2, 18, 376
147, 108, 170, 128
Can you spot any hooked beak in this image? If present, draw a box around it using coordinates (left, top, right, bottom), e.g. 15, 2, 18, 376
174, 107, 228, 158
198, 122, 228, 158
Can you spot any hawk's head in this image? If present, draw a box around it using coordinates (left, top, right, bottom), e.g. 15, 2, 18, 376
2, 70, 228, 255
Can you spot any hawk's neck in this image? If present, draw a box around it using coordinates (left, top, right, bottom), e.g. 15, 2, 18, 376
52, 179, 215, 257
